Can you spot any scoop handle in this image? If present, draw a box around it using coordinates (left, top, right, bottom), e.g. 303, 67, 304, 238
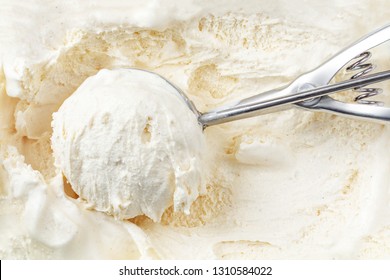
199, 24, 390, 127
198, 70, 390, 127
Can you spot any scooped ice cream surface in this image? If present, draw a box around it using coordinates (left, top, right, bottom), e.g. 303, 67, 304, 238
2, 0, 390, 260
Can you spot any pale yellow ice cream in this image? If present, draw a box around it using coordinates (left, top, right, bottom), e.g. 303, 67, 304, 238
51, 68, 205, 221
1, 0, 390, 259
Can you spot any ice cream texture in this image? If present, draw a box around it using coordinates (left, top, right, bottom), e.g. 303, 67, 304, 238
1, 0, 390, 259
51, 68, 205, 222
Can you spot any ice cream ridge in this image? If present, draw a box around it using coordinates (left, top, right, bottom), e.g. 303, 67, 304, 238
1, 0, 390, 260
51, 69, 205, 222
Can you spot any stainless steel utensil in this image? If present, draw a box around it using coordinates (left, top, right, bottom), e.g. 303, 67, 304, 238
131, 24, 390, 128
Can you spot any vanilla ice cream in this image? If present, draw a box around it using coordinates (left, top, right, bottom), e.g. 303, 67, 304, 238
51, 68, 205, 221
1, 0, 390, 260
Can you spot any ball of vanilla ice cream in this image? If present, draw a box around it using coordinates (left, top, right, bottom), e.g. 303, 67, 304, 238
51, 69, 205, 222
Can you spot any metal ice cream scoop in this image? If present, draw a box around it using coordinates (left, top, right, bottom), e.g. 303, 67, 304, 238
131, 24, 390, 128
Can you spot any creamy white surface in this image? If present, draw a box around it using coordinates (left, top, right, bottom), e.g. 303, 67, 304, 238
1, 0, 390, 259
51, 68, 205, 221
0, 147, 155, 259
